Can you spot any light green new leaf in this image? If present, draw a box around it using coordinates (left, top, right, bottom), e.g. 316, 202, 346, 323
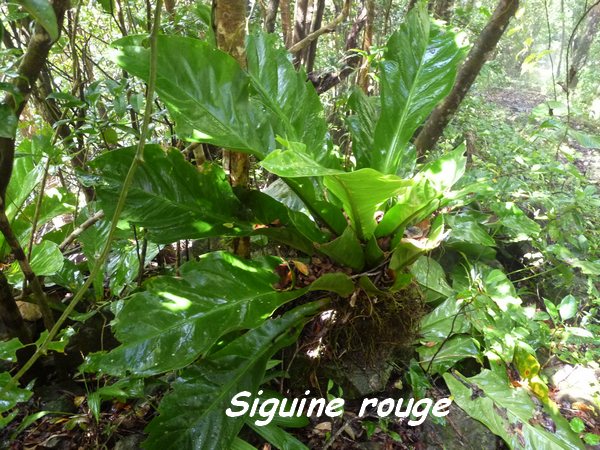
82, 252, 308, 376
372, 5, 467, 175
557, 295, 578, 321
143, 301, 325, 450
309, 272, 354, 297
324, 169, 413, 240
444, 370, 585, 450
90, 145, 252, 243
16, 0, 58, 41
111, 35, 271, 155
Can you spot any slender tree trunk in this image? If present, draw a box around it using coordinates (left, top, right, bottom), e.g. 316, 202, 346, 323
292, 0, 310, 65
265, 0, 280, 32
434, 0, 454, 20
305, 0, 325, 72
280, 0, 293, 47
0, 0, 70, 332
357, 0, 374, 92
213, 0, 251, 258
567, 3, 600, 90
414, 0, 519, 156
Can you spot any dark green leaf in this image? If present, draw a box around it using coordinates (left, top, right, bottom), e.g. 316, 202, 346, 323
112, 36, 271, 155
0, 104, 17, 138
143, 301, 325, 450
90, 145, 252, 243
82, 252, 310, 376
16, 0, 58, 40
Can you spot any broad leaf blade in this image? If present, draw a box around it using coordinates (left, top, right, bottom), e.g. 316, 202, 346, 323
143, 301, 325, 450
112, 35, 271, 155
16, 0, 58, 40
90, 145, 252, 243
444, 370, 585, 450
82, 252, 308, 376
372, 5, 466, 175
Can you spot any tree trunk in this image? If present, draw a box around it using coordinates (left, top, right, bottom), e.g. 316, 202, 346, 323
292, 0, 310, 65
414, 0, 519, 156
567, 3, 600, 90
264, 0, 280, 32
213, 0, 251, 258
357, 0, 374, 93
280, 0, 293, 47
305, 0, 325, 72
434, 0, 454, 21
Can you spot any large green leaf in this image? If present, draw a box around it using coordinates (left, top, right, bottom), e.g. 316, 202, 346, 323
90, 145, 252, 243
143, 301, 325, 450
82, 252, 308, 376
346, 88, 378, 170
111, 35, 271, 155
246, 33, 334, 168
6, 240, 64, 284
371, 5, 466, 175
444, 370, 585, 450
16, 0, 58, 41
411, 256, 454, 301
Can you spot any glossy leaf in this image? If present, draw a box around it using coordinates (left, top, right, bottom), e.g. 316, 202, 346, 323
143, 301, 325, 450
248, 422, 309, 450
90, 145, 252, 243
324, 169, 412, 240
6, 240, 64, 284
411, 256, 454, 301
82, 252, 309, 376
112, 35, 271, 155
16, 0, 58, 41
0, 372, 32, 414
246, 33, 334, 168
444, 370, 585, 450
309, 272, 354, 297
418, 335, 480, 374
557, 295, 578, 321
371, 5, 466, 175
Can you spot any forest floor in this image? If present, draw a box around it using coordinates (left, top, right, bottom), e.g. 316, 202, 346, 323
483, 86, 600, 185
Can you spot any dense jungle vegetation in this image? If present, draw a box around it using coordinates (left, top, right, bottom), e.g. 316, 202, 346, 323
0, 0, 599, 448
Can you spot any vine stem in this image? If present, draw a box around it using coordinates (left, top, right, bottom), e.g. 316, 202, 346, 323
12, 0, 163, 384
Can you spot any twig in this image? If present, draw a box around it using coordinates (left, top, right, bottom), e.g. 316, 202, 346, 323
288, 0, 351, 54
58, 210, 105, 251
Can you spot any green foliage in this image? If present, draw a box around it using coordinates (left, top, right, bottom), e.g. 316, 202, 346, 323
445, 370, 584, 450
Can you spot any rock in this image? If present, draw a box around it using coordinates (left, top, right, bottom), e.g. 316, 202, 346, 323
421, 403, 502, 450
545, 362, 600, 406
